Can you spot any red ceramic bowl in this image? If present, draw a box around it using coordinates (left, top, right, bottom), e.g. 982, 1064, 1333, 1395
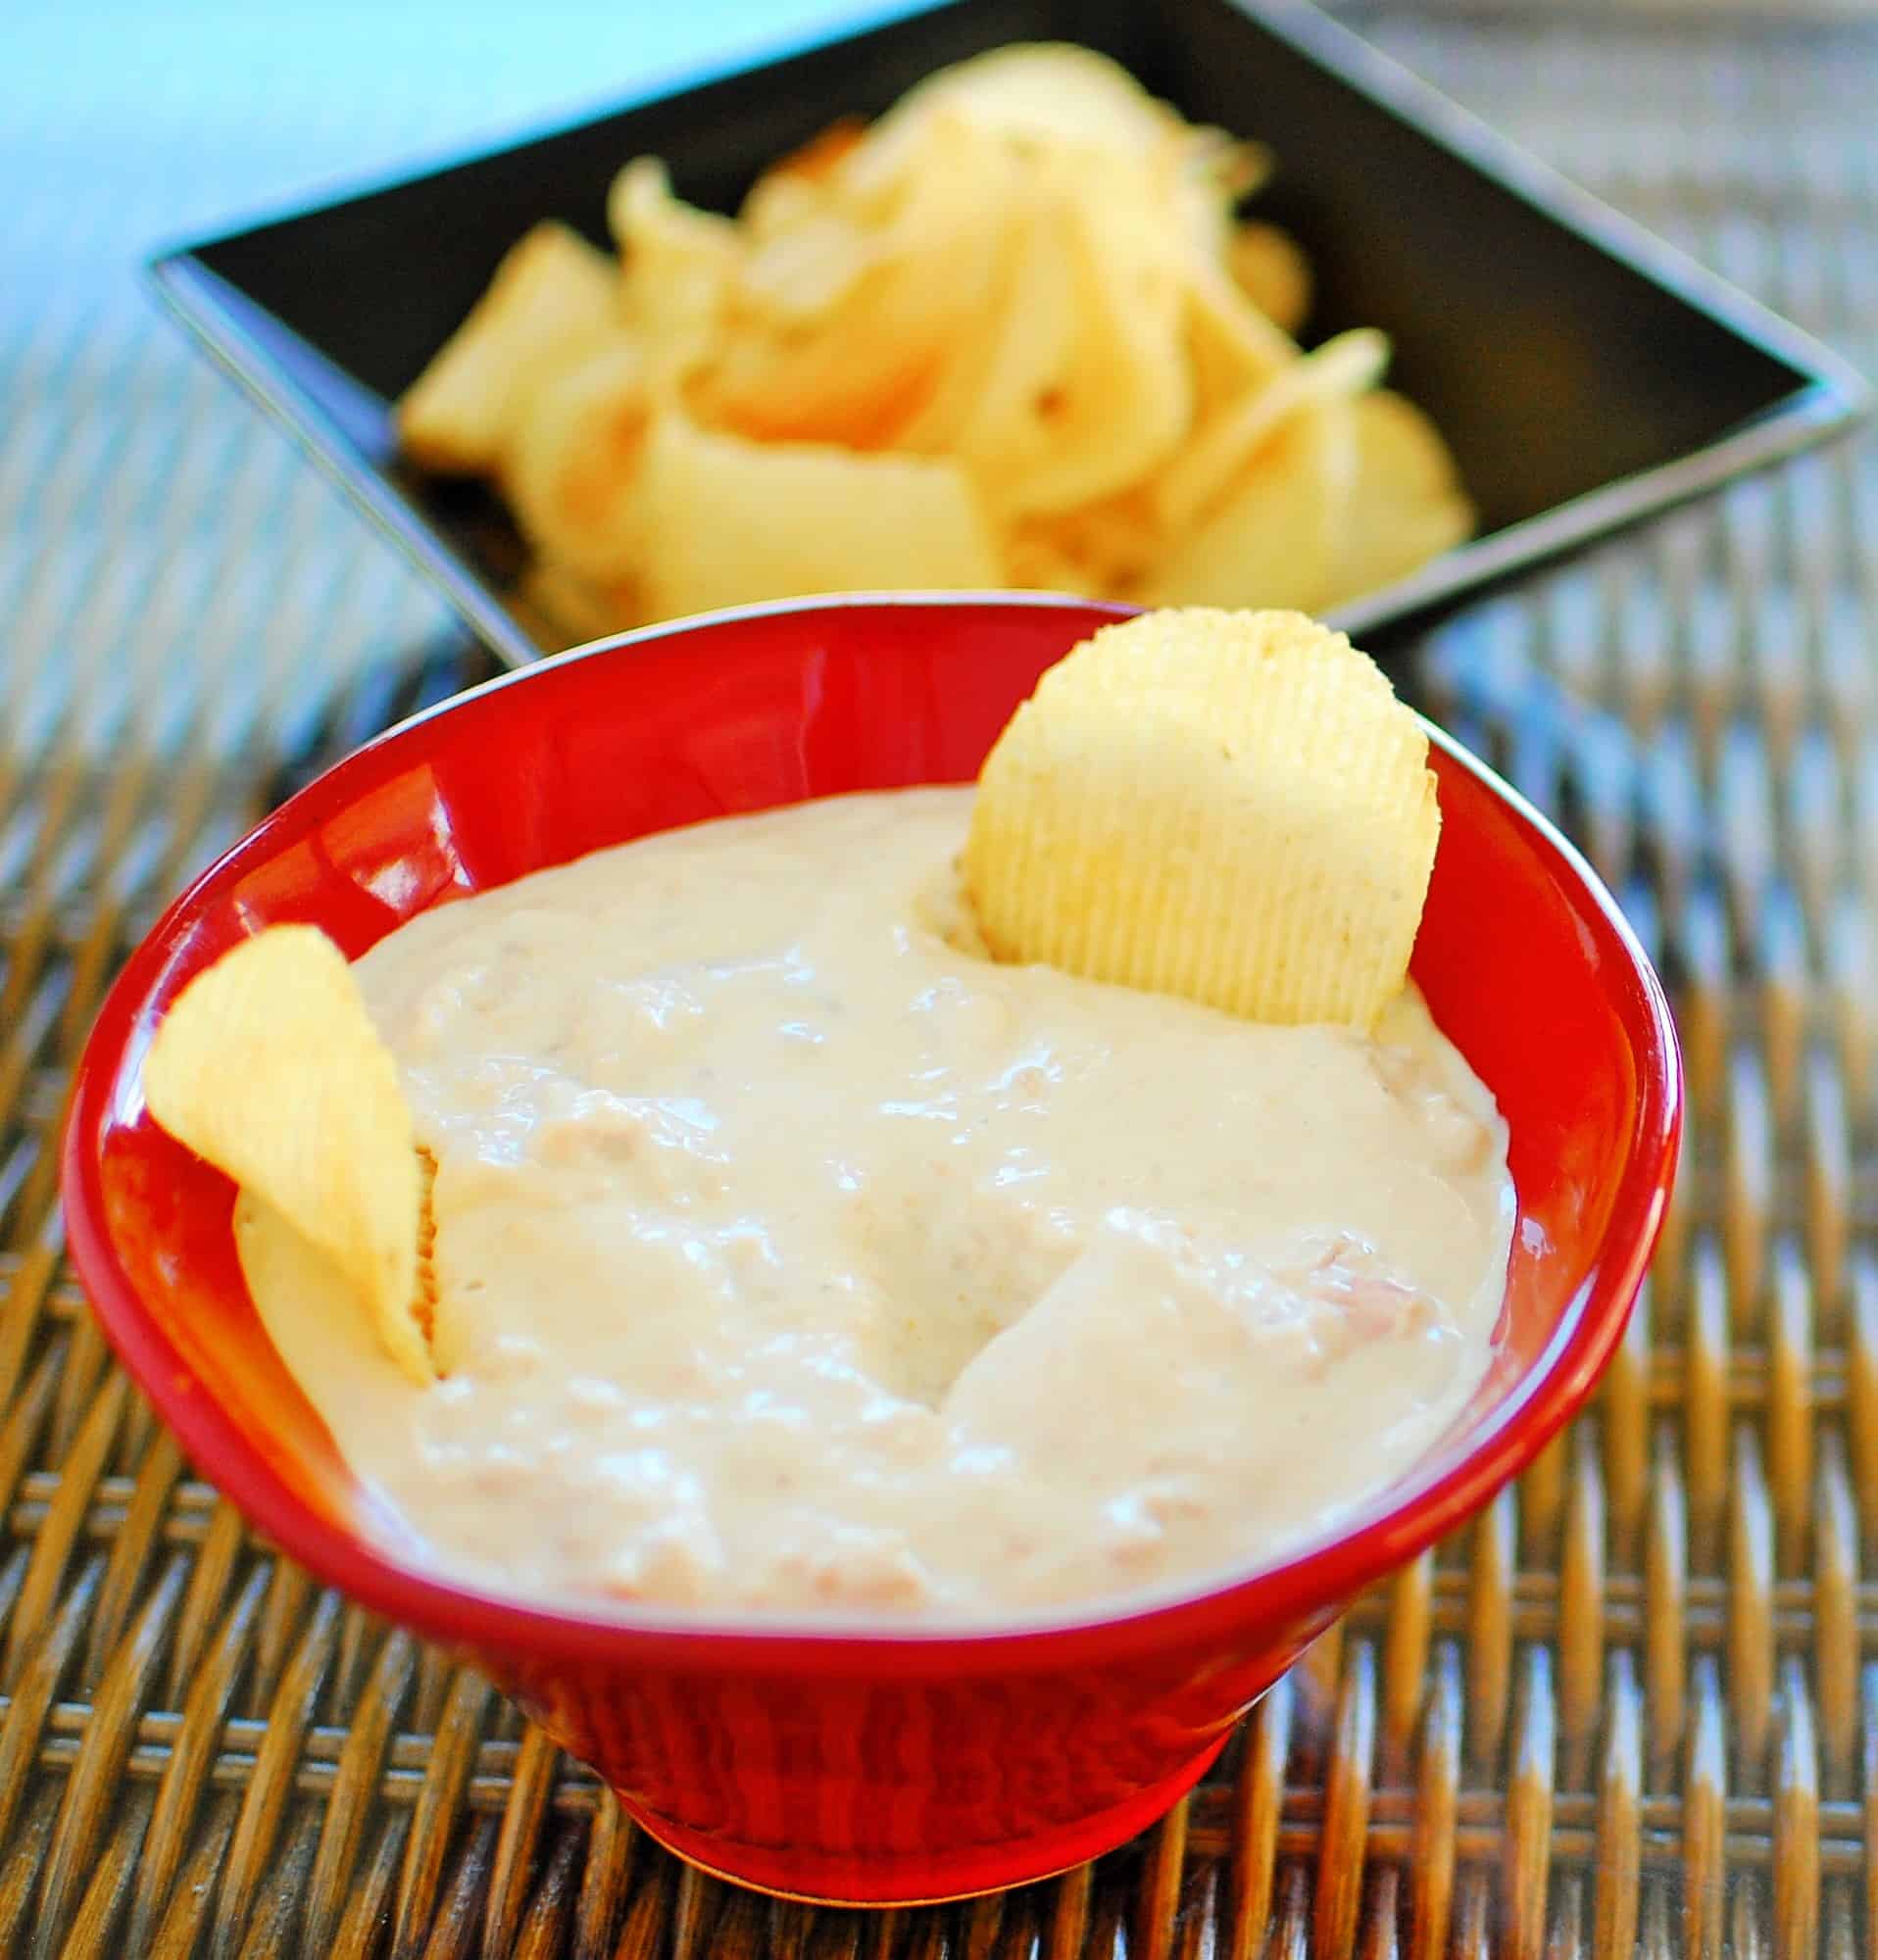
65, 596, 1679, 1906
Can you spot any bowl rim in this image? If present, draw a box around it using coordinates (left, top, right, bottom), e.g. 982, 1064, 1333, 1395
63, 592, 1682, 1672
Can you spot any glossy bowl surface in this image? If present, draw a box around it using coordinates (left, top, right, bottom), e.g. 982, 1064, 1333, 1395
65, 595, 1680, 1904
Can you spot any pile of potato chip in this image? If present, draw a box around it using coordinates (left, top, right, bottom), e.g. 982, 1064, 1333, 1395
402, 43, 1473, 639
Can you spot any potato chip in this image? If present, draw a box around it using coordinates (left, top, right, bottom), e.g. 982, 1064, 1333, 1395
751, 118, 866, 203
740, 167, 824, 243
635, 411, 1000, 620
1004, 486, 1163, 600
738, 205, 875, 325
1181, 252, 1296, 422
1176, 144, 1266, 270
700, 111, 1013, 449
869, 102, 1203, 496
1227, 220, 1312, 336
882, 206, 1038, 460
870, 42, 1181, 161
609, 158, 741, 389
1152, 326, 1386, 535
1231, 225, 1317, 341
963, 609, 1440, 1028
928, 154, 1192, 519
1001, 524, 1091, 597
518, 558, 638, 649
143, 925, 432, 1384
1321, 390, 1474, 609
396, 221, 617, 476
1141, 396, 1351, 612
505, 337, 648, 583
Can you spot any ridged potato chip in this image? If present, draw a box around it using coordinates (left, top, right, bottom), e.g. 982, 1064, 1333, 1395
963, 609, 1440, 1028
396, 221, 617, 477
142, 925, 432, 1385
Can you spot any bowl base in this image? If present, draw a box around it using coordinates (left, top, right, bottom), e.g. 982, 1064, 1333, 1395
620, 1733, 1232, 1908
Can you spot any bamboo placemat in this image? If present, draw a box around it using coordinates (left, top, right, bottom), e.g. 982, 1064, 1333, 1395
3, 5, 1876, 1954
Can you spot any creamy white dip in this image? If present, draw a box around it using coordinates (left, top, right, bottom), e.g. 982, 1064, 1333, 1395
238, 786, 1512, 1618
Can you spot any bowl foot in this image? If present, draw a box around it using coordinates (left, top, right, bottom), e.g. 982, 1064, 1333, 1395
620, 1733, 1232, 1907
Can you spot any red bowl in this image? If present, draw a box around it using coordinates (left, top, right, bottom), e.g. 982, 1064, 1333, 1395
64, 595, 1679, 1905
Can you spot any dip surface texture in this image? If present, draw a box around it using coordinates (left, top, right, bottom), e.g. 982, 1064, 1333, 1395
238, 787, 1513, 1618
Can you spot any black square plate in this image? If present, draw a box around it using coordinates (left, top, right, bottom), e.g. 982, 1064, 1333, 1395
150, 0, 1871, 667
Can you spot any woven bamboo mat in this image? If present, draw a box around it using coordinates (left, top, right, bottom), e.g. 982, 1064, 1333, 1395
3, 5, 1876, 1954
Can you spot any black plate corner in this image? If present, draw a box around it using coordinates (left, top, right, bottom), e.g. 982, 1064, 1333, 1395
145, 0, 1874, 672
